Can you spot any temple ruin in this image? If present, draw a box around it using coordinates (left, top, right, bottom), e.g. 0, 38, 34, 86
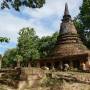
32, 3, 90, 70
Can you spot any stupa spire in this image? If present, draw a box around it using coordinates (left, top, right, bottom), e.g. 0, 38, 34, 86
64, 3, 69, 16
62, 3, 71, 22
60, 3, 77, 35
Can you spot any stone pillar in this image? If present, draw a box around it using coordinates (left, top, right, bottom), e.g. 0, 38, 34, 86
69, 61, 73, 70
37, 62, 40, 68
44, 62, 47, 67
51, 62, 55, 70
59, 61, 63, 70
87, 56, 90, 65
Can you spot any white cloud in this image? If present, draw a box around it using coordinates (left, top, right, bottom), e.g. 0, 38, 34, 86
22, 0, 82, 19
0, 0, 82, 54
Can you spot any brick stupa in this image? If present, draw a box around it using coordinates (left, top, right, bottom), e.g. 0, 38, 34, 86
33, 3, 90, 69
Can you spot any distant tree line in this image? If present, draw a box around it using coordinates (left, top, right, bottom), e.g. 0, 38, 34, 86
2, 28, 58, 67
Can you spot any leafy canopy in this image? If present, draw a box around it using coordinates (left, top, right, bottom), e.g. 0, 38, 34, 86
2, 27, 58, 67
74, 0, 90, 48
1, 0, 45, 11
79, 0, 90, 29
38, 32, 58, 58
0, 37, 9, 43
17, 27, 40, 61
3, 48, 18, 67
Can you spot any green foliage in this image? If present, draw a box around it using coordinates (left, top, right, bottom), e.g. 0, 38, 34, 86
80, 0, 90, 49
1, 0, 45, 11
15, 55, 23, 62
3, 48, 23, 68
0, 54, 2, 59
74, 0, 90, 48
73, 19, 86, 44
85, 31, 90, 48
3, 27, 58, 67
17, 27, 40, 62
0, 37, 9, 43
74, 19, 90, 48
17, 28, 58, 63
79, 0, 90, 29
3, 48, 18, 68
38, 32, 59, 58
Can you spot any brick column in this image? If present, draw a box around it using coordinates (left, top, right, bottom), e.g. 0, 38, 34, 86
37, 62, 40, 68
51, 62, 55, 70
44, 62, 47, 67
69, 61, 73, 70
59, 61, 63, 70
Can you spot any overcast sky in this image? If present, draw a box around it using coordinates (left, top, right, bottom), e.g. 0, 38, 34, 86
0, 0, 82, 55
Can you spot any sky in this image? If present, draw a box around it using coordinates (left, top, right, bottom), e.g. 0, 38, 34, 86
0, 0, 82, 55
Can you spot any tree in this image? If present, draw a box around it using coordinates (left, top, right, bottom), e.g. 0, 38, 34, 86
79, 0, 90, 29
38, 32, 59, 58
0, 37, 9, 43
73, 18, 86, 45
2, 27, 58, 67
1, 0, 45, 11
2, 48, 23, 68
2, 48, 18, 68
15, 55, 23, 67
17, 27, 40, 64
73, 0, 90, 49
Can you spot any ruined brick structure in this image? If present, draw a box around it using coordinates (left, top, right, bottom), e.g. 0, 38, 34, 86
32, 3, 90, 70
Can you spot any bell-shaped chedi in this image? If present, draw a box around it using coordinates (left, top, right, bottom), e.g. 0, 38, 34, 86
51, 3, 89, 58
34, 3, 90, 69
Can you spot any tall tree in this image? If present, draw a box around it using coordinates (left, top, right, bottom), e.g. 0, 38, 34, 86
17, 27, 40, 63
1, 0, 45, 11
79, 0, 90, 29
74, 0, 90, 48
